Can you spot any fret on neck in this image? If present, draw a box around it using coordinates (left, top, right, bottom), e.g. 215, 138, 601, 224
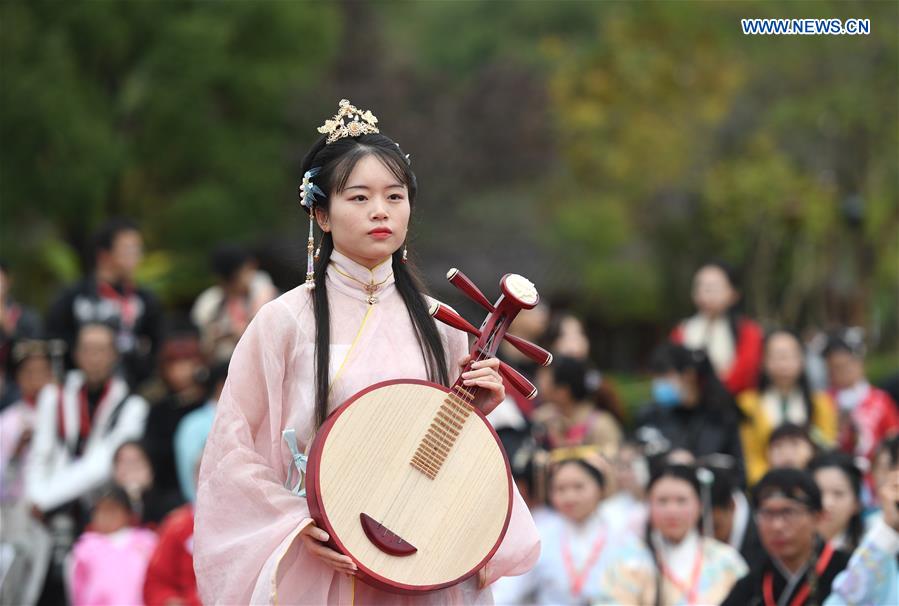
409, 389, 475, 479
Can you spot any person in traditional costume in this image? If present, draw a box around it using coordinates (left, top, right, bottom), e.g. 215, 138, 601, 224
193, 99, 540, 605
824, 332, 899, 463
532, 355, 622, 456
808, 452, 864, 553
670, 261, 763, 395
824, 468, 899, 606
643, 464, 748, 605
722, 468, 850, 606
491, 456, 655, 605
738, 330, 838, 486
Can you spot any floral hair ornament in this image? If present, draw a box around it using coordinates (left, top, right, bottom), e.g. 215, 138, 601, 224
316, 98, 379, 144
302, 99, 384, 288
300, 167, 324, 212
299, 166, 325, 288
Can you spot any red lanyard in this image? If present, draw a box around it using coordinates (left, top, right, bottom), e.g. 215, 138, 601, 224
561, 529, 607, 598
57, 380, 111, 441
98, 281, 137, 329
661, 543, 704, 605
763, 542, 835, 606
78, 382, 110, 438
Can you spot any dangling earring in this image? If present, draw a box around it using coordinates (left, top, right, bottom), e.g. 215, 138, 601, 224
402, 243, 408, 264
314, 245, 321, 262
304, 211, 316, 288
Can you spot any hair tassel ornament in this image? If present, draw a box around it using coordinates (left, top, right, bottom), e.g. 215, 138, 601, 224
300, 167, 325, 288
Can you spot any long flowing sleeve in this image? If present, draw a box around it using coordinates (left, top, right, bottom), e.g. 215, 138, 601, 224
481, 486, 541, 586
194, 299, 319, 605
824, 517, 899, 606
196, 281, 541, 605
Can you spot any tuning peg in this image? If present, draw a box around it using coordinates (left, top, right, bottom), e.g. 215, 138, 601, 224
498, 361, 538, 400
428, 302, 481, 337
503, 334, 553, 367
447, 268, 495, 312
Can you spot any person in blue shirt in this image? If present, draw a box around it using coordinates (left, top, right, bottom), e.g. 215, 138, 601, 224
825, 466, 899, 605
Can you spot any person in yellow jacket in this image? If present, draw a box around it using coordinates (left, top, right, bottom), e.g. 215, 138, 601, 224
737, 330, 837, 486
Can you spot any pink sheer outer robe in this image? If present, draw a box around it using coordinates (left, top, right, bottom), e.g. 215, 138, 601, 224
194, 250, 540, 605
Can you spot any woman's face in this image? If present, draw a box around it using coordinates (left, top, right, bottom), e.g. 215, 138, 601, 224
316, 154, 410, 270
826, 350, 864, 390
552, 316, 589, 359
163, 356, 202, 393
114, 444, 153, 494
550, 462, 603, 524
107, 230, 144, 280
649, 476, 701, 543
768, 436, 815, 470
814, 467, 859, 542
92, 498, 131, 534
691, 265, 737, 316
75, 325, 118, 386
16, 356, 52, 401
614, 445, 648, 496
765, 332, 804, 387
652, 369, 699, 408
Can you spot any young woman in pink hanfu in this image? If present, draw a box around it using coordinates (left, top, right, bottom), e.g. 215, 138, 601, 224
193, 100, 540, 605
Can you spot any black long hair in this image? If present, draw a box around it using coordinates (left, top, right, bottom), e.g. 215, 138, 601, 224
547, 355, 625, 424
757, 329, 818, 427
644, 464, 704, 606
808, 451, 864, 550
550, 458, 606, 493
649, 342, 736, 415
300, 133, 450, 429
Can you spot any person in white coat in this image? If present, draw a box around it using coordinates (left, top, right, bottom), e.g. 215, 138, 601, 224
26, 321, 148, 515
24, 321, 148, 603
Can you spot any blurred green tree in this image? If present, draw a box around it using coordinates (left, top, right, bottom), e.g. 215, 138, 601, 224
0, 0, 339, 305
547, 2, 898, 344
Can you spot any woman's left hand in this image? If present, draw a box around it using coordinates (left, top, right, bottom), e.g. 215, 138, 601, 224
459, 355, 505, 416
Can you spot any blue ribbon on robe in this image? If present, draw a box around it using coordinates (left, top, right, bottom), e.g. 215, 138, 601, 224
282, 428, 307, 498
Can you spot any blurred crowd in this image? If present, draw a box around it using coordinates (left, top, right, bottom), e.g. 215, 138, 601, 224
487, 263, 899, 605
0, 219, 274, 606
1, 217, 898, 605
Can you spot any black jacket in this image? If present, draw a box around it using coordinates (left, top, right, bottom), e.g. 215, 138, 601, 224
45, 275, 163, 388
141, 391, 206, 500
721, 542, 851, 606
635, 401, 745, 477
738, 514, 767, 571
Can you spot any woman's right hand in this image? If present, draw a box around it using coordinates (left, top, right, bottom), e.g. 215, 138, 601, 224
300, 523, 357, 576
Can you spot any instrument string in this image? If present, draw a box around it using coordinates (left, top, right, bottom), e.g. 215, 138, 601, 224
376, 318, 502, 530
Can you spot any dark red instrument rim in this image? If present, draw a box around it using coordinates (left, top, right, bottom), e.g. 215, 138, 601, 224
305, 378, 514, 595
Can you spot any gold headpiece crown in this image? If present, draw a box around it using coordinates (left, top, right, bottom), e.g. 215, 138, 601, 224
317, 99, 379, 144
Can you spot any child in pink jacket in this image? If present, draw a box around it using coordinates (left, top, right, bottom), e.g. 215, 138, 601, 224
68, 483, 158, 605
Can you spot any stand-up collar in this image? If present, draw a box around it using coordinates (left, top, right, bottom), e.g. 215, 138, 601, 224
326, 248, 395, 304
